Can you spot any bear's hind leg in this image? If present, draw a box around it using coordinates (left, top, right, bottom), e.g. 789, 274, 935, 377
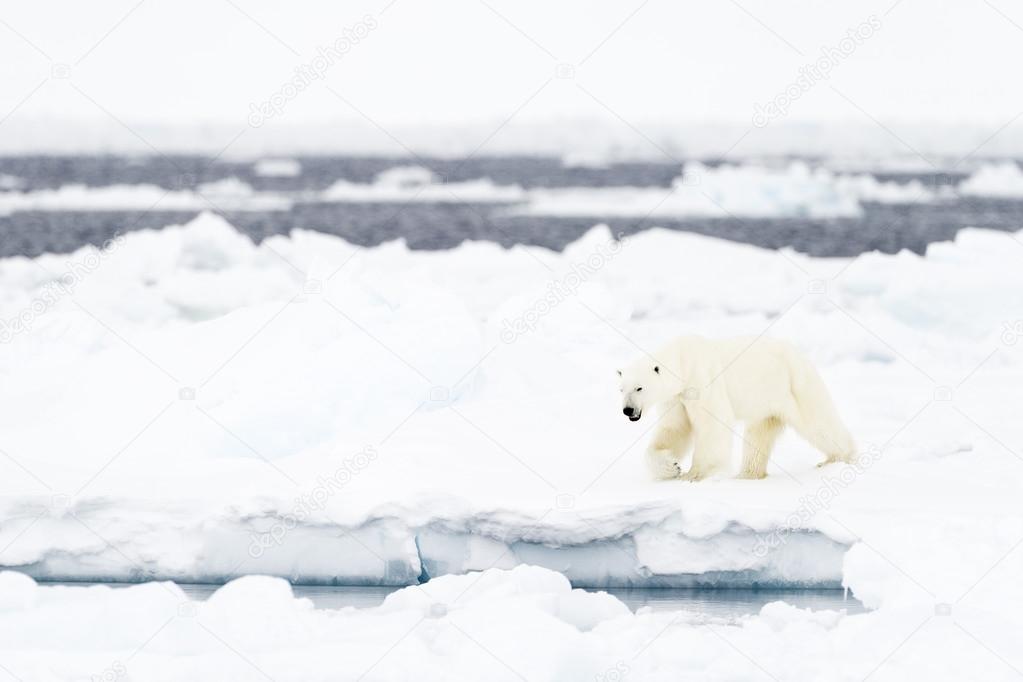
737, 416, 784, 479
787, 360, 856, 467
790, 415, 856, 467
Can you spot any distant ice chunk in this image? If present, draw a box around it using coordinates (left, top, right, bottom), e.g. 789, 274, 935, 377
376, 165, 438, 188
253, 158, 302, 177
959, 161, 1023, 197
319, 165, 526, 203
561, 150, 612, 169
518, 162, 933, 219
195, 177, 291, 210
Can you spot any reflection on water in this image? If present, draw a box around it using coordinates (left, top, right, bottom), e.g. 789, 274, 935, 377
604, 586, 864, 619
47, 581, 864, 618
178, 583, 398, 610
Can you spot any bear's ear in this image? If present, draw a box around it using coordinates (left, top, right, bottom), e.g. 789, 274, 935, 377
616, 369, 622, 376
653, 366, 660, 374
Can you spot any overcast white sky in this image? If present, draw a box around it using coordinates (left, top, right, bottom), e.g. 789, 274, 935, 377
1, 0, 1022, 156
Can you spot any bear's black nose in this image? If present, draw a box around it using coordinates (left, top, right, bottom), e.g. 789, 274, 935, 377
623, 407, 635, 417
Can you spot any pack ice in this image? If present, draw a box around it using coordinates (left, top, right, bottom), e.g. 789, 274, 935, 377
0, 209, 1021, 678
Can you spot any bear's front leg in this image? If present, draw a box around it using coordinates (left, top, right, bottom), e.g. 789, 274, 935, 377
683, 402, 734, 482
644, 404, 692, 480
645, 448, 682, 480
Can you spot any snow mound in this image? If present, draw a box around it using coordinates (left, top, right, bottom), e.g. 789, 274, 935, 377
381, 564, 630, 630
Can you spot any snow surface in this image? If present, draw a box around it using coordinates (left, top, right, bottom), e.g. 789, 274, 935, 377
0, 209, 1021, 678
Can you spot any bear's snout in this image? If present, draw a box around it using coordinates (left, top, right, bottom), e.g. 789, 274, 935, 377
623, 407, 641, 421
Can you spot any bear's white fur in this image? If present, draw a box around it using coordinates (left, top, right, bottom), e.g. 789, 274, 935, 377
617, 336, 855, 481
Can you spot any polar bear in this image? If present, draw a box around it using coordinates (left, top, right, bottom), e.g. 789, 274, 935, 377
617, 336, 855, 481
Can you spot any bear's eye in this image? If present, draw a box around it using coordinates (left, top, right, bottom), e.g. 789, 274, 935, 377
636, 387, 643, 392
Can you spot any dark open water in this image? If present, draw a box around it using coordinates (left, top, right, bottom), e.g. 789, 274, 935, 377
1, 155, 1021, 259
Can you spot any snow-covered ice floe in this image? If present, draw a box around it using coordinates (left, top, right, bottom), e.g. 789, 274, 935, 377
0, 178, 291, 215
0, 210, 1022, 677
0, 561, 1018, 681
518, 161, 941, 219
0, 212, 1020, 584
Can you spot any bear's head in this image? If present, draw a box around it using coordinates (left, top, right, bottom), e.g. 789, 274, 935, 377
617, 357, 671, 422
